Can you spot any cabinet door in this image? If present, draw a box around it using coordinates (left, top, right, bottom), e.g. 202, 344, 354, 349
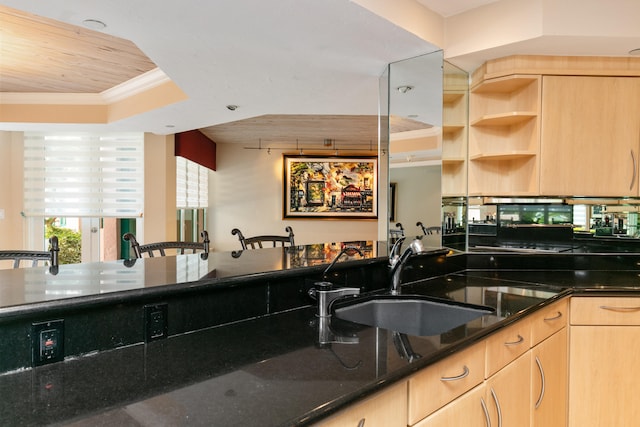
486, 351, 532, 427
531, 328, 567, 427
414, 384, 489, 427
569, 326, 640, 427
540, 76, 640, 197
314, 381, 407, 427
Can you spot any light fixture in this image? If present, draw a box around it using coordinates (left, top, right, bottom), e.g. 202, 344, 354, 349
82, 19, 107, 30
226, 105, 238, 111
629, 48, 640, 56
397, 85, 413, 94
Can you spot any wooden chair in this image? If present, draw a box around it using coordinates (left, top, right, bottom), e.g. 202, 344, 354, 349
0, 236, 59, 268
123, 231, 210, 258
417, 221, 441, 235
231, 226, 295, 250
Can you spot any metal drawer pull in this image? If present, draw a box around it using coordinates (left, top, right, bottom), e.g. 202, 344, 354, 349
534, 356, 546, 409
504, 334, 524, 346
491, 388, 503, 427
357, 418, 365, 427
631, 149, 637, 191
480, 397, 491, 427
440, 365, 470, 382
543, 311, 563, 321
599, 305, 640, 312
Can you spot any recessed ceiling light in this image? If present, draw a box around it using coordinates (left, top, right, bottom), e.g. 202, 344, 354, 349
165, 124, 175, 128
629, 48, 640, 56
226, 105, 238, 111
82, 19, 107, 30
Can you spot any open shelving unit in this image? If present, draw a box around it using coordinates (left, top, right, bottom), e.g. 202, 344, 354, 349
468, 74, 541, 196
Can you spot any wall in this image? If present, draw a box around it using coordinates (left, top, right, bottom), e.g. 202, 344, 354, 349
143, 133, 176, 245
389, 164, 441, 246
209, 144, 379, 252
0, 131, 25, 249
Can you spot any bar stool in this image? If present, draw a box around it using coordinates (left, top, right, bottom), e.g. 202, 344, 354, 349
123, 231, 210, 258
0, 236, 59, 268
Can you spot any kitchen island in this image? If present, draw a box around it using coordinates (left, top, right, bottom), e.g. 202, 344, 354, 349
1, 243, 639, 426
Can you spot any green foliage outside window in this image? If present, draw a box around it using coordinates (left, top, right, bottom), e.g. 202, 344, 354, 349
45, 218, 81, 265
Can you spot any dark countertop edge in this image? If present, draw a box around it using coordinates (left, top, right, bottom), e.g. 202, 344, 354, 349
0, 257, 388, 323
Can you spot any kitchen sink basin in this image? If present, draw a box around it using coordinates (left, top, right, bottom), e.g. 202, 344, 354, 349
332, 295, 494, 337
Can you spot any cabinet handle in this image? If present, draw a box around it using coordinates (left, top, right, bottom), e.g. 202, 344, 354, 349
440, 365, 469, 382
357, 418, 365, 427
543, 311, 563, 321
490, 388, 503, 427
480, 397, 491, 427
504, 334, 524, 346
631, 149, 637, 191
534, 356, 546, 409
599, 305, 640, 312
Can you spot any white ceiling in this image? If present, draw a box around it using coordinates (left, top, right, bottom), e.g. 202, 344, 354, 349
2, 0, 640, 136
415, 0, 500, 17
0, 0, 440, 135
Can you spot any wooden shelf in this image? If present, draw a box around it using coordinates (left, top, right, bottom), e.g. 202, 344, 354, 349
442, 158, 466, 164
470, 151, 537, 161
443, 124, 465, 134
471, 75, 539, 94
443, 92, 464, 103
471, 112, 537, 127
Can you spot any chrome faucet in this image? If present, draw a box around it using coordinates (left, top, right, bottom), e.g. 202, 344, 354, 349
308, 246, 363, 317
389, 238, 427, 295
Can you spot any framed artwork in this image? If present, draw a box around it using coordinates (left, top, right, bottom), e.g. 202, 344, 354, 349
283, 155, 377, 219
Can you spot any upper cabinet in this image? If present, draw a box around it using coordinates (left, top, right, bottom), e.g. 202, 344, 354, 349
540, 76, 640, 197
468, 75, 541, 196
442, 63, 469, 197
469, 55, 640, 198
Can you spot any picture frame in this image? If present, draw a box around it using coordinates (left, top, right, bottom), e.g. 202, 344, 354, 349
283, 155, 377, 219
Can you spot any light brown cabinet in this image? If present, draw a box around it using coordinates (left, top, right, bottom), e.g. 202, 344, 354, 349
408, 342, 485, 424
313, 380, 407, 427
531, 328, 567, 426
569, 297, 640, 427
540, 76, 640, 197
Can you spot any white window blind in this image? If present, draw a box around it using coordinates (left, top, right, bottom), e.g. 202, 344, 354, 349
23, 132, 144, 218
176, 156, 208, 208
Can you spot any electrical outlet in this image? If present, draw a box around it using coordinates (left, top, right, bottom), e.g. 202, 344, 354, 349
31, 320, 65, 367
144, 303, 168, 342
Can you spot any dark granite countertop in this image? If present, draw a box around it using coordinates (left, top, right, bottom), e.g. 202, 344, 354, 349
2, 248, 640, 426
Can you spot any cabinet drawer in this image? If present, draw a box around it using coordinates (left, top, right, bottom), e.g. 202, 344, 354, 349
571, 297, 640, 325
314, 380, 407, 427
530, 297, 568, 345
408, 342, 485, 425
485, 317, 531, 377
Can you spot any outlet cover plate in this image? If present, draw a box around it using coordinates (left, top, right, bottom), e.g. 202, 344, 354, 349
32, 319, 65, 367
144, 303, 168, 342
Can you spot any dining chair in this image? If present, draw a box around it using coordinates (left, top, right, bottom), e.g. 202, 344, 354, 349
231, 226, 295, 250
0, 236, 59, 268
123, 231, 210, 258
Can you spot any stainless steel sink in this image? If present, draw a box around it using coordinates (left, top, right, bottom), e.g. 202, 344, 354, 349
332, 295, 494, 336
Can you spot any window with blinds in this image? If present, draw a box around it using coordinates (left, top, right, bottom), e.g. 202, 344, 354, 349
176, 156, 208, 208
23, 132, 144, 218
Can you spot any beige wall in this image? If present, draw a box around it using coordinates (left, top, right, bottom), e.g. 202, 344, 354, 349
143, 133, 177, 244
210, 144, 380, 252
0, 131, 25, 249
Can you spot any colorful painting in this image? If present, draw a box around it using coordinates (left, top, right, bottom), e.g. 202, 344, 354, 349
283, 156, 377, 219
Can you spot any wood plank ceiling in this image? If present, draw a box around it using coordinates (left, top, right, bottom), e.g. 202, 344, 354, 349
0, 5, 156, 93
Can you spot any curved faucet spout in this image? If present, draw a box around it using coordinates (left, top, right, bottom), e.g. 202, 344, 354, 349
322, 246, 364, 281
389, 238, 427, 295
